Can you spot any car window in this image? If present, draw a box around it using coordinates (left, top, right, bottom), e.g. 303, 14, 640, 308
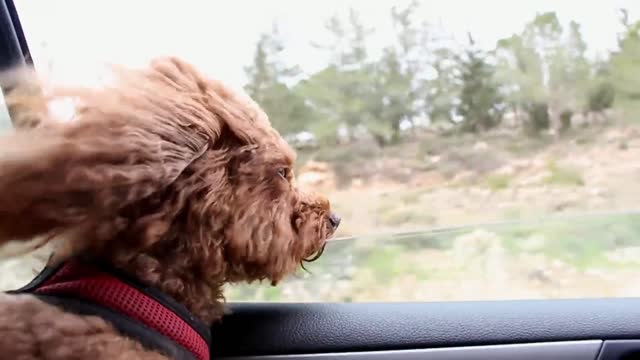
5, 0, 640, 302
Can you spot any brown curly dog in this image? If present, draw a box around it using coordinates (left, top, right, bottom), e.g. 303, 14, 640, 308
0, 57, 339, 359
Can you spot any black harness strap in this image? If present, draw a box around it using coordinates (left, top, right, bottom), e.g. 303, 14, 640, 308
8, 261, 209, 360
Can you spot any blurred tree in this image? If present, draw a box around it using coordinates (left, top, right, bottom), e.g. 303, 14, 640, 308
244, 25, 316, 136
559, 109, 573, 134
587, 81, 615, 113
495, 29, 545, 123
525, 102, 551, 134
610, 10, 640, 114
496, 12, 594, 132
372, 49, 407, 142
298, 8, 379, 144
424, 46, 460, 124
548, 21, 591, 111
585, 56, 615, 114
455, 34, 503, 133
373, 0, 426, 142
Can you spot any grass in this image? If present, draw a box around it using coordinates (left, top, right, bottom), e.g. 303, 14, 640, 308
504, 134, 553, 155
351, 243, 432, 288
486, 174, 511, 190
374, 190, 437, 226
398, 189, 425, 205
545, 160, 585, 186
220, 211, 640, 302
361, 245, 405, 282
500, 213, 640, 269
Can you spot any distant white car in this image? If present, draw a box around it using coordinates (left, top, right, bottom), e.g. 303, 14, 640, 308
286, 131, 318, 149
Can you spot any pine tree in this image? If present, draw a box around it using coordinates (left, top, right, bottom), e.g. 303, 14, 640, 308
244, 25, 314, 136
456, 34, 503, 133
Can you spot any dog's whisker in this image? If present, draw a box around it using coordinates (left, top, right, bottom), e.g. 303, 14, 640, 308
303, 243, 326, 263
299, 243, 327, 274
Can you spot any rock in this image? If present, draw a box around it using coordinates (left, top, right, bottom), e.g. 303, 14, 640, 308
551, 199, 576, 211
571, 113, 587, 128
469, 187, 491, 198
297, 161, 336, 191
512, 159, 532, 171
520, 234, 546, 252
589, 187, 606, 197
528, 268, 552, 283
606, 247, 640, 265
412, 171, 446, 188
605, 129, 626, 144
451, 229, 502, 264
473, 141, 489, 151
494, 165, 516, 177
450, 170, 476, 186
518, 170, 551, 186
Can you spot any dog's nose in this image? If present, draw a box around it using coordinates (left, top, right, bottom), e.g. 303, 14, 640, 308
329, 213, 341, 229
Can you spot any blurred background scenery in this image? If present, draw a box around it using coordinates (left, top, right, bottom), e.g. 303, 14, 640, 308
2, 0, 640, 303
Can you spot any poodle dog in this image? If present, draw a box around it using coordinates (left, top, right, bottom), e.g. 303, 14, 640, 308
0, 57, 339, 359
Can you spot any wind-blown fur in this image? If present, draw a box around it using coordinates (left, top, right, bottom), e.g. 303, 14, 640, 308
0, 57, 337, 359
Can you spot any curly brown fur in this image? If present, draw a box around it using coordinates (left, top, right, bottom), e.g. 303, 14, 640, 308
0, 57, 337, 358
0, 294, 167, 360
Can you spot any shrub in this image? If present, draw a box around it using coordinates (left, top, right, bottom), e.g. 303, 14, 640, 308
587, 81, 615, 112
545, 161, 584, 186
559, 110, 573, 134
486, 174, 511, 190
524, 102, 550, 134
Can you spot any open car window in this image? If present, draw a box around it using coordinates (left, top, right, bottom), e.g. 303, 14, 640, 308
2, 0, 640, 309
6, 2, 640, 360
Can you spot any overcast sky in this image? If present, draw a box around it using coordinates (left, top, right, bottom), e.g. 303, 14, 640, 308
14, 0, 640, 90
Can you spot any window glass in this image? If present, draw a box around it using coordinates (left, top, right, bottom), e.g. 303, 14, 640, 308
0, 91, 12, 134
5, 0, 640, 302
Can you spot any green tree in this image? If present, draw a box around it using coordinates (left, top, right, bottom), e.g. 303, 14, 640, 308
495, 29, 545, 121
610, 10, 640, 114
455, 35, 503, 133
496, 12, 594, 131
548, 21, 591, 111
374, 48, 413, 142
299, 8, 379, 143
244, 25, 315, 135
373, 0, 426, 142
423, 44, 460, 124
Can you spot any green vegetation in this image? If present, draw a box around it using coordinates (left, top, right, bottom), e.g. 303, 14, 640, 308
244, 5, 640, 146
501, 213, 640, 269
379, 207, 437, 226
545, 161, 584, 186
486, 174, 511, 190
223, 212, 640, 302
455, 35, 503, 133
611, 10, 640, 115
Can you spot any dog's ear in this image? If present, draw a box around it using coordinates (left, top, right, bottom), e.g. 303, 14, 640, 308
0, 60, 218, 247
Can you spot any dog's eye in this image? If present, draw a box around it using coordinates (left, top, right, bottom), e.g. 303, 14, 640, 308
278, 168, 289, 179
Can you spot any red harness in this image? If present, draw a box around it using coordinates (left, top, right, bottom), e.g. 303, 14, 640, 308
10, 260, 211, 360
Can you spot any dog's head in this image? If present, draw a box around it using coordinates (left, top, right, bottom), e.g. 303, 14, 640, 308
172, 62, 342, 284
0, 57, 339, 300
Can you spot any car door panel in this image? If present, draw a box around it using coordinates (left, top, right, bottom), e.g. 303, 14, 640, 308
212, 300, 640, 359
221, 341, 603, 360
